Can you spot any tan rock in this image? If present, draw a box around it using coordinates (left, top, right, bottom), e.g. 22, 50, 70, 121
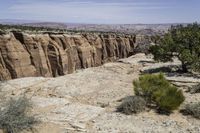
0, 32, 150, 80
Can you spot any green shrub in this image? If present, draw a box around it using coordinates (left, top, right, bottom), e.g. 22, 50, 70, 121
0, 96, 39, 133
133, 73, 185, 113
183, 102, 200, 119
133, 73, 170, 104
154, 86, 185, 112
190, 83, 200, 94
117, 96, 146, 115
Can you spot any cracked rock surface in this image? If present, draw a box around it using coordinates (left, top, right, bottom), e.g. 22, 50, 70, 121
0, 53, 200, 133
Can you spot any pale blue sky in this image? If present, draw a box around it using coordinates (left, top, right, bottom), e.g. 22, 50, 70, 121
0, 0, 199, 24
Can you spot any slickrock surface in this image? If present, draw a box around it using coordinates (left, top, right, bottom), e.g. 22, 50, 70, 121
0, 32, 152, 80
0, 53, 200, 133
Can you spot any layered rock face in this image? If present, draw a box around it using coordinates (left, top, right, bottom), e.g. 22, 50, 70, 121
0, 32, 149, 80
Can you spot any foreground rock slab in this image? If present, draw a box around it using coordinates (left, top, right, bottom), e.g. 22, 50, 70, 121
0, 54, 200, 133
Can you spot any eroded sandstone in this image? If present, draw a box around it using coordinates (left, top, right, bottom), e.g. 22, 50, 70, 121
0, 32, 150, 80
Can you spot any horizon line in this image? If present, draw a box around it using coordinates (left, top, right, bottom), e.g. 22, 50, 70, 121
0, 18, 198, 25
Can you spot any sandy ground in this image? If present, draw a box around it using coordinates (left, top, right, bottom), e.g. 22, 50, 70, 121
0, 53, 200, 133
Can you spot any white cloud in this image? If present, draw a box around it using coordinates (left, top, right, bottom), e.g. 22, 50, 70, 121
6, 0, 171, 24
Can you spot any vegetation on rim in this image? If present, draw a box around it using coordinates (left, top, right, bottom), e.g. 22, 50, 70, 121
150, 23, 200, 73
0, 24, 134, 35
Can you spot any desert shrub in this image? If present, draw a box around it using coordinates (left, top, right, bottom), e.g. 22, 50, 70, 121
190, 83, 200, 94
182, 102, 200, 119
0, 29, 5, 35
117, 96, 146, 115
0, 96, 38, 133
133, 73, 185, 113
134, 42, 153, 54
154, 86, 185, 113
133, 73, 170, 104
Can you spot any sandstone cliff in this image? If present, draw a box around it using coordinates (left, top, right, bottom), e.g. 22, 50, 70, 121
0, 32, 150, 80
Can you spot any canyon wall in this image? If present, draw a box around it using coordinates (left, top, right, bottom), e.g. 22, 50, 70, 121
0, 32, 150, 80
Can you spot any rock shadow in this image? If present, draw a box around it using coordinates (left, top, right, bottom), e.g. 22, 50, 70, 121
142, 65, 178, 74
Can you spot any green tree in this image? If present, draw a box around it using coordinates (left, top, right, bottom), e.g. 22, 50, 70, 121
150, 23, 200, 72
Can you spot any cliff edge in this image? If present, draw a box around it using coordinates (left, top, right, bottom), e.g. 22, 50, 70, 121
0, 32, 150, 80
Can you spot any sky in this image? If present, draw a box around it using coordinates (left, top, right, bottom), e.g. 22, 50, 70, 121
0, 0, 200, 24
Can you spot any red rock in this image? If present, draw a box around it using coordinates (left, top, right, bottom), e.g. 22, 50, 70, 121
0, 32, 150, 80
